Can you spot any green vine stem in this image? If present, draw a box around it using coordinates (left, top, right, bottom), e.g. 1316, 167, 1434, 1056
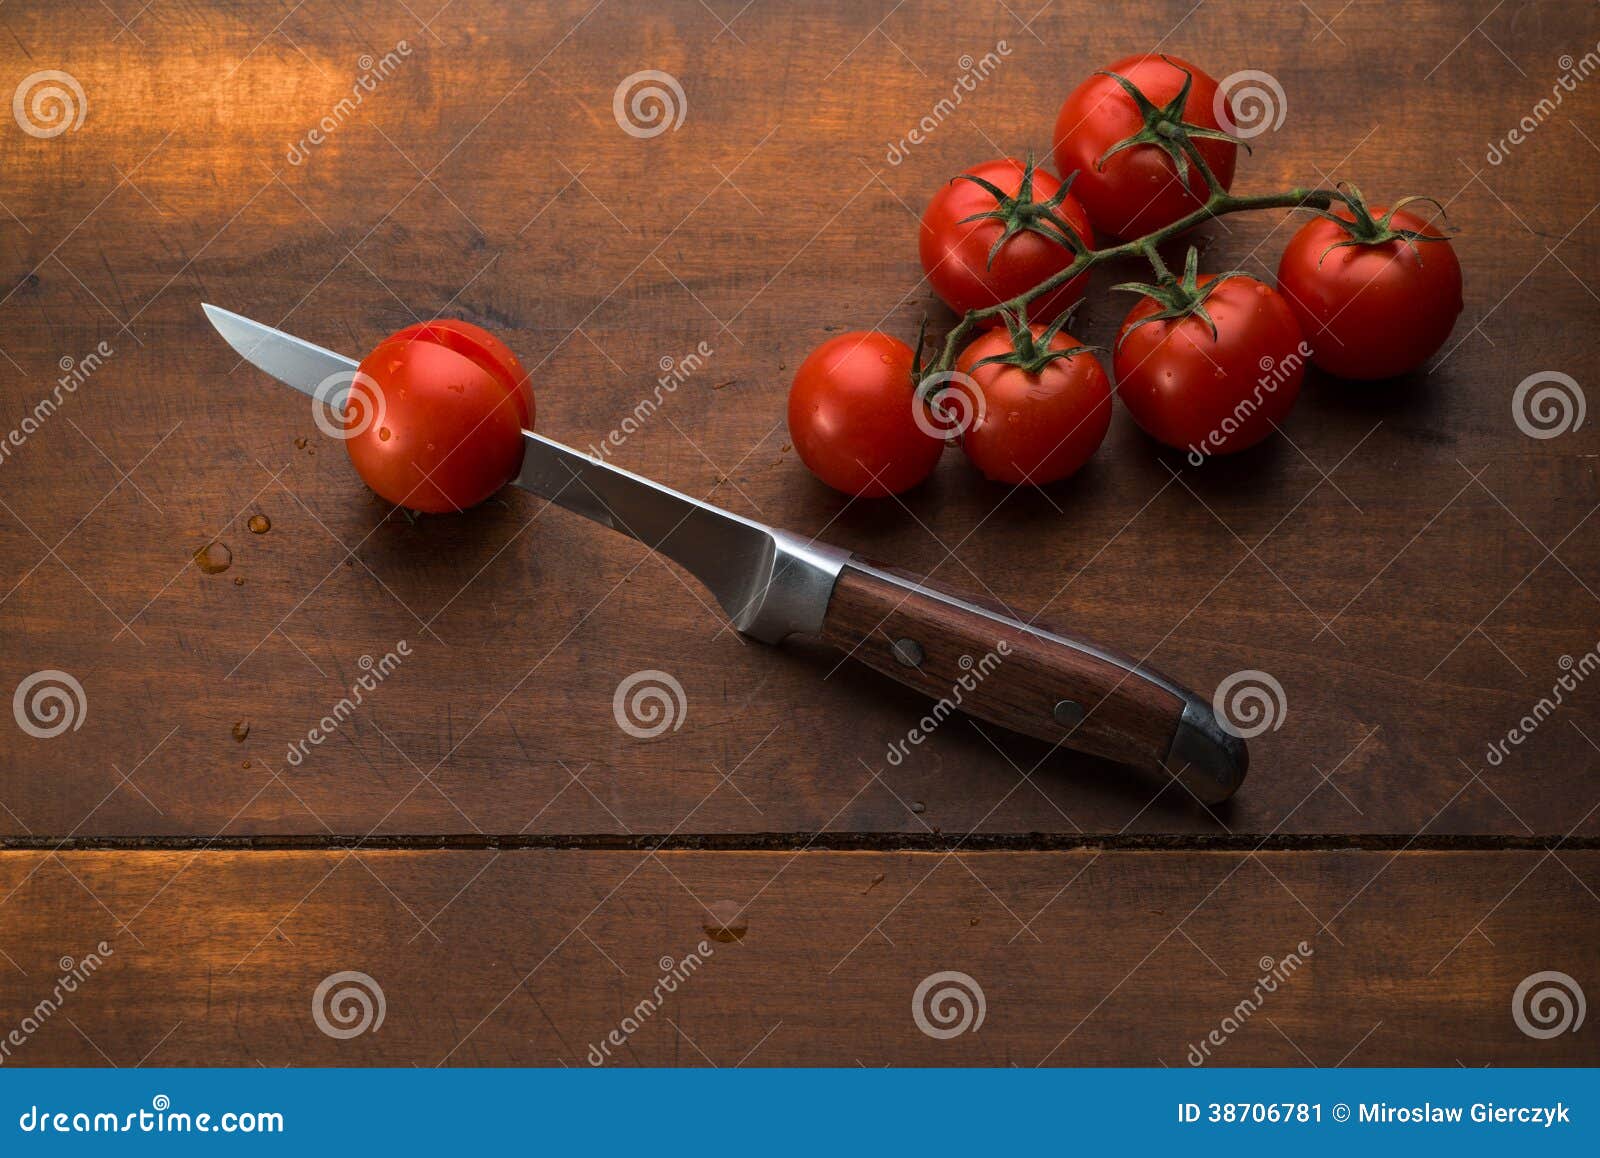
926, 184, 1346, 379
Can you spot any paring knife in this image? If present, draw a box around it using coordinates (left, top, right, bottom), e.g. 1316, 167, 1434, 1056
202, 304, 1247, 803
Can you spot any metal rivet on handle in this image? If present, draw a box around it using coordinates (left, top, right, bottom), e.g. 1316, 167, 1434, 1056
891, 638, 924, 668
1053, 700, 1085, 728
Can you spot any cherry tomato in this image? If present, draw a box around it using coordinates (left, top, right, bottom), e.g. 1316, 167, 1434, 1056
787, 332, 944, 497
1114, 268, 1305, 457
346, 319, 534, 513
1276, 200, 1463, 380
918, 157, 1094, 326
1052, 54, 1237, 240
952, 322, 1111, 485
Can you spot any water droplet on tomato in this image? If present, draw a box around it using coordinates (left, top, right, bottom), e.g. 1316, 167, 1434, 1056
193, 541, 232, 574
247, 514, 271, 534
378, 427, 392, 442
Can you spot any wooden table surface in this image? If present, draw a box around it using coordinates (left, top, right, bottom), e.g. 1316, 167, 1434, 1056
1, 0, 1597, 1065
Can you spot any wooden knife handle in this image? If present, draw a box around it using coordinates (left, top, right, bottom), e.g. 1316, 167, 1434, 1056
819, 559, 1247, 803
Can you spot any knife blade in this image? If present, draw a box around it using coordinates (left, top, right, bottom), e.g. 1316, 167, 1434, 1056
203, 304, 1247, 803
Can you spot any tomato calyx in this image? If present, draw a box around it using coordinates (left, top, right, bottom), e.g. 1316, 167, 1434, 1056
967, 306, 1102, 377
953, 154, 1090, 268
1112, 246, 1250, 343
1093, 57, 1245, 193
1303, 183, 1455, 267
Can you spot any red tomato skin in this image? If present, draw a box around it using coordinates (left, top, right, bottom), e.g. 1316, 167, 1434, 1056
918, 158, 1094, 326
953, 327, 1112, 484
346, 328, 533, 513
1052, 55, 1237, 239
1114, 276, 1306, 456
1276, 207, 1463, 380
787, 332, 944, 498
384, 318, 534, 416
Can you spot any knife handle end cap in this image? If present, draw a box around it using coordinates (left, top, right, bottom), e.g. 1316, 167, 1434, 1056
1166, 695, 1249, 805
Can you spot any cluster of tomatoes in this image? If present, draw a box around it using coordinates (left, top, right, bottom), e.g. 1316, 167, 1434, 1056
786, 54, 1464, 498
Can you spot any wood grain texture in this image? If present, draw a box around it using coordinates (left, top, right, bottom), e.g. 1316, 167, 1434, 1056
0, 1, 1597, 846
0, 849, 1594, 1066
820, 561, 1190, 777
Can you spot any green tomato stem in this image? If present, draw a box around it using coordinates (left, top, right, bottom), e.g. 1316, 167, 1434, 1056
929, 185, 1341, 376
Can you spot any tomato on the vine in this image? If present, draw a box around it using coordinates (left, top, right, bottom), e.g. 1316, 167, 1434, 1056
1276, 191, 1462, 380
346, 319, 534, 513
1113, 250, 1305, 456
950, 314, 1111, 485
918, 156, 1094, 325
787, 331, 945, 497
1052, 54, 1238, 240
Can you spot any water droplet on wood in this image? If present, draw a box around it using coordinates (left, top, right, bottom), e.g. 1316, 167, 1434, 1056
193, 541, 232, 574
703, 900, 748, 943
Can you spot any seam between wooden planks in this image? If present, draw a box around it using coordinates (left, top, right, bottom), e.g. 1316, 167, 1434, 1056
0, 833, 1595, 852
